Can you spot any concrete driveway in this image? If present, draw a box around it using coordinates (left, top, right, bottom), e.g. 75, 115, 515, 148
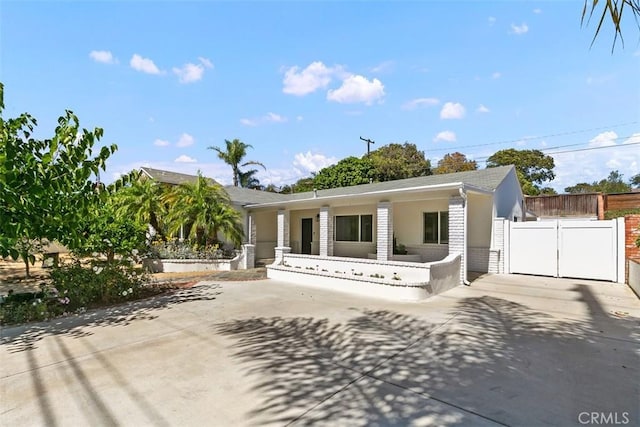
1, 274, 638, 426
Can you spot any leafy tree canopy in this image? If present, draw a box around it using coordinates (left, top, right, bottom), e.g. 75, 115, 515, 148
630, 173, 640, 188
486, 148, 555, 195
312, 156, 374, 190
0, 83, 117, 265
368, 142, 431, 182
564, 170, 633, 194
433, 152, 478, 175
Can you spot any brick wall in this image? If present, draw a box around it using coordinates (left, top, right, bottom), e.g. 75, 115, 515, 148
468, 247, 490, 273
625, 214, 640, 282
376, 202, 393, 261
449, 196, 465, 283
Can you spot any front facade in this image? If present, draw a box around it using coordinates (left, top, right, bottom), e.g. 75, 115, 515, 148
144, 165, 524, 290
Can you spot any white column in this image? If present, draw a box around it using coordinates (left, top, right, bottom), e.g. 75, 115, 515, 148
377, 202, 393, 261
276, 209, 290, 248
449, 195, 466, 284
247, 212, 257, 244
319, 206, 333, 257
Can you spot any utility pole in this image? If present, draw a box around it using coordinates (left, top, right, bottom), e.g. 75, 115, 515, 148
360, 136, 375, 156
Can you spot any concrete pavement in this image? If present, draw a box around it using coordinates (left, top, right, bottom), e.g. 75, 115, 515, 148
1, 274, 638, 426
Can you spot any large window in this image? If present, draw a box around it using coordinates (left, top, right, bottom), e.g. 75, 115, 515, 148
423, 211, 449, 244
335, 214, 373, 242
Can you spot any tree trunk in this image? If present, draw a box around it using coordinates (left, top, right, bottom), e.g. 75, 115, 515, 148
21, 252, 31, 279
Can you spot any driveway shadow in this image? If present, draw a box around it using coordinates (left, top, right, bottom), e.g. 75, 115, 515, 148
1, 283, 222, 353
217, 286, 639, 426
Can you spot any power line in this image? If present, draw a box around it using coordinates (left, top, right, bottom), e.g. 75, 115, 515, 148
473, 139, 640, 163
427, 120, 638, 153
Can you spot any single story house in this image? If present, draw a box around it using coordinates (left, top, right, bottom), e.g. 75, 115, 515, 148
142, 165, 524, 298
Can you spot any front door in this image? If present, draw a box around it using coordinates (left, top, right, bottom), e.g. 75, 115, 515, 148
301, 218, 313, 254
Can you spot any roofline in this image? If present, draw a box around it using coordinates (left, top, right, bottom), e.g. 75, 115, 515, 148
244, 181, 494, 208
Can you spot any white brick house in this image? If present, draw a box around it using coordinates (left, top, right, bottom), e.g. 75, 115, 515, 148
143, 165, 524, 296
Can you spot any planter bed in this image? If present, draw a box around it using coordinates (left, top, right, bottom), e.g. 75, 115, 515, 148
143, 257, 240, 273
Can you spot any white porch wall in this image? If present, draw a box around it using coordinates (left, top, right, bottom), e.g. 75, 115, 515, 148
377, 202, 393, 261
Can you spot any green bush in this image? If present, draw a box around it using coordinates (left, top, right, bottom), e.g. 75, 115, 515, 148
1, 256, 149, 325
604, 209, 640, 219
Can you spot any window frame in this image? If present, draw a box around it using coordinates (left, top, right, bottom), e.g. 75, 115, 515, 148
334, 214, 373, 242
423, 211, 449, 244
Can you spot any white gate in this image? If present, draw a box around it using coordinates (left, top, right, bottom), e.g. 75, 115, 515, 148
508, 219, 624, 282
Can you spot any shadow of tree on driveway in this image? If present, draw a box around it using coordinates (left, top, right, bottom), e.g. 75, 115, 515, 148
1, 284, 222, 353
217, 287, 638, 426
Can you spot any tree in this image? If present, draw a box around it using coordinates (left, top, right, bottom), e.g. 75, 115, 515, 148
368, 143, 431, 181
115, 178, 168, 239
486, 149, 555, 195
582, 0, 640, 50
208, 139, 265, 187
565, 170, 632, 194
433, 152, 478, 175
238, 168, 263, 190
0, 83, 117, 276
630, 173, 640, 188
163, 173, 243, 247
76, 196, 148, 263
313, 156, 374, 189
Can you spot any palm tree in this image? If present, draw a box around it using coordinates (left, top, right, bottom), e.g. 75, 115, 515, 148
239, 168, 263, 190
208, 139, 265, 187
163, 173, 244, 247
114, 179, 168, 239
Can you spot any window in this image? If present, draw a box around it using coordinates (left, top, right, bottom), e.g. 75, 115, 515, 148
335, 214, 373, 242
423, 211, 449, 244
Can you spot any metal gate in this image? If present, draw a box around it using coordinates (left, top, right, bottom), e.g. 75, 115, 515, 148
508, 219, 623, 282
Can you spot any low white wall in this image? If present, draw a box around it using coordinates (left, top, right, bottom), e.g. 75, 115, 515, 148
367, 253, 423, 262
429, 254, 461, 295
629, 259, 640, 297
267, 253, 462, 301
405, 244, 448, 262
143, 256, 240, 273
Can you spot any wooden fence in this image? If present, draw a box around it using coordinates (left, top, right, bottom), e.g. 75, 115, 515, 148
525, 194, 599, 218
603, 193, 640, 211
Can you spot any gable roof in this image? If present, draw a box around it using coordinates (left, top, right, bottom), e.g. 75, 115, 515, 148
140, 165, 517, 207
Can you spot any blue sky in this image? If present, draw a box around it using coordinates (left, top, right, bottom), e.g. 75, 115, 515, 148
2, 1, 639, 191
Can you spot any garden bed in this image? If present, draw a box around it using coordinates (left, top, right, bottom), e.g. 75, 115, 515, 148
143, 256, 241, 273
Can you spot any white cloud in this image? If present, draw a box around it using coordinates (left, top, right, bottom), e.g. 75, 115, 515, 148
175, 155, 197, 163
327, 75, 385, 105
402, 97, 440, 110
510, 23, 529, 35
153, 139, 170, 147
492, 72, 502, 79
176, 133, 195, 147
533, 8, 542, 14
282, 61, 336, 95
477, 104, 490, 113
371, 61, 395, 73
173, 62, 205, 83
433, 131, 457, 143
588, 131, 617, 147
488, 16, 496, 26
440, 102, 466, 119
89, 50, 116, 64
240, 112, 288, 127
198, 57, 214, 68
293, 151, 338, 174
549, 131, 640, 192
240, 118, 258, 127
130, 54, 162, 74
296, 115, 304, 121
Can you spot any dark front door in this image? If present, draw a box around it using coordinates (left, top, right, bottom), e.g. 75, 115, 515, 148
301, 218, 313, 254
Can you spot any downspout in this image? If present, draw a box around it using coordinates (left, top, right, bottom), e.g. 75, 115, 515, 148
459, 186, 470, 286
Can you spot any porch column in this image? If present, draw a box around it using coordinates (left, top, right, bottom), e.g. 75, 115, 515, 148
449, 195, 466, 284
319, 206, 333, 257
377, 201, 393, 261
276, 209, 290, 247
247, 212, 257, 244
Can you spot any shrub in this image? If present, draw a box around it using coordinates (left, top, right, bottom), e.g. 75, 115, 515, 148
1, 255, 149, 325
148, 239, 234, 260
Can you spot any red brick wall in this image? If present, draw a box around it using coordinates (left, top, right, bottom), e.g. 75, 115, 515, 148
625, 215, 640, 282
